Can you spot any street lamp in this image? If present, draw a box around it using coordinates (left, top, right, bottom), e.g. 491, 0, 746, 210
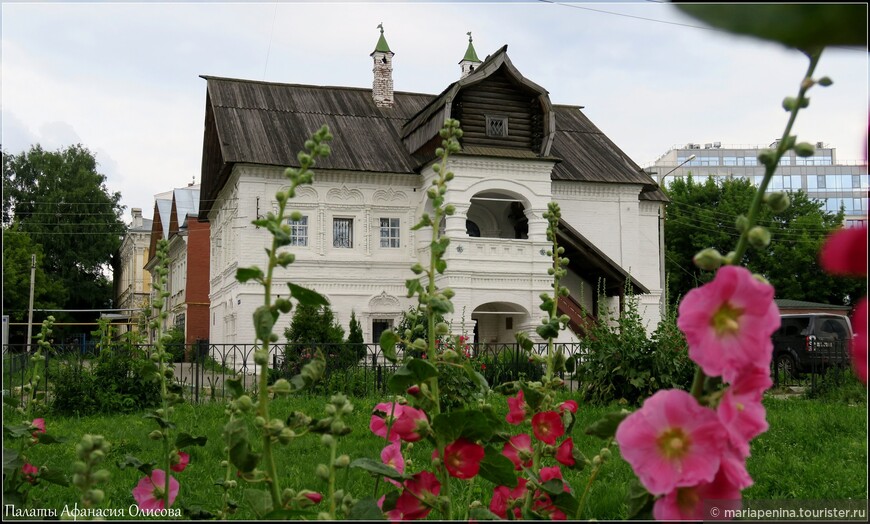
658, 154, 696, 186
656, 153, 695, 318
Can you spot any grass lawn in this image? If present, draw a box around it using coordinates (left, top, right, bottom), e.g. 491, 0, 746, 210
8, 390, 867, 520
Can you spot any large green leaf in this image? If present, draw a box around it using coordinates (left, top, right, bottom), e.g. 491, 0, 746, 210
674, 4, 866, 52
287, 282, 329, 307
387, 358, 438, 394
176, 432, 208, 448
585, 410, 631, 440
349, 458, 407, 480
245, 488, 274, 518
432, 409, 497, 443
468, 507, 502, 520
230, 440, 260, 473
235, 267, 263, 284
379, 330, 399, 364
253, 305, 279, 342
3, 448, 22, 473
38, 466, 69, 487
477, 446, 517, 488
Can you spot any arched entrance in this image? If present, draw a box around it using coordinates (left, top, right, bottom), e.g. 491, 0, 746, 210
471, 301, 530, 345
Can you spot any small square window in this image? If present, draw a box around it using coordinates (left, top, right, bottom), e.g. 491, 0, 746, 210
288, 215, 308, 246
333, 218, 353, 248
380, 217, 400, 248
485, 115, 508, 137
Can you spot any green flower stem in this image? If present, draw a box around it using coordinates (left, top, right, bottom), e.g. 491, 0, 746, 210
731, 50, 821, 264
575, 445, 608, 520
328, 437, 338, 517
690, 367, 707, 400
258, 196, 288, 508
220, 413, 237, 519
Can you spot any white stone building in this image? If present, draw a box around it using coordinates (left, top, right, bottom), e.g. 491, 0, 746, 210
197, 33, 667, 350
115, 207, 153, 333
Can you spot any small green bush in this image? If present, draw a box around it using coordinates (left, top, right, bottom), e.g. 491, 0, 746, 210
50, 346, 161, 416
804, 366, 867, 404
573, 285, 694, 405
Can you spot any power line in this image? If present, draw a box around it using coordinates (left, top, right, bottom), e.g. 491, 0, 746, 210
536, 0, 727, 33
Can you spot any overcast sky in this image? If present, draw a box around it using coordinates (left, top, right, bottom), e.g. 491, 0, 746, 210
2, 1, 867, 225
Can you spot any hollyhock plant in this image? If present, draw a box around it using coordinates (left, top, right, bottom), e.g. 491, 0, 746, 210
490, 478, 528, 519
850, 298, 867, 384
717, 366, 772, 457
440, 438, 485, 479
506, 389, 527, 425
502, 433, 533, 470
653, 469, 742, 521
132, 469, 179, 511
677, 265, 780, 382
381, 441, 405, 487
393, 471, 441, 520
532, 411, 565, 445
170, 450, 190, 473
615, 389, 725, 495
539, 465, 570, 492
22, 463, 39, 484
371, 403, 428, 442
555, 437, 575, 467
559, 400, 578, 414
820, 224, 868, 385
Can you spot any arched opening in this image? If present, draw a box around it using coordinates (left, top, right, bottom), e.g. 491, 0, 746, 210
471, 301, 529, 345
467, 191, 529, 239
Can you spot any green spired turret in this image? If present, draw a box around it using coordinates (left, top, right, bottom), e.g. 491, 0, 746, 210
371, 23, 395, 108
459, 32, 482, 78
373, 22, 392, 54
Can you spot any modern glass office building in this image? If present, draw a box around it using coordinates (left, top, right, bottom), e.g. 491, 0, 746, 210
649, 142, 869, 228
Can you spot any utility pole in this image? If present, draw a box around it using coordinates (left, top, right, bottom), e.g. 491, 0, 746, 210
26, 253, 36, 351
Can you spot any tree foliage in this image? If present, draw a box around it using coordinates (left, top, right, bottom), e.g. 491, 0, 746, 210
664, 175, 865, 306
1, 225, 66, 341
2, 145, 126, 338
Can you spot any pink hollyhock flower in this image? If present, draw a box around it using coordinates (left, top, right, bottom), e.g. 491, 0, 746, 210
393, 471, 440, 520
719, 445, 754, 490
532, 411, 565, 445
677, 265, 780, 382
393, 405, 428, 442
506, 390, 527, 425
490, 478, 528, 519
615, 389, 725, 495
370, 402, 406, 442
539, 465, 570, 493
371, 403, 428, 442
381, 441, 405, 487
170, 451, 190, 473
559, 400, 578, 414
532, 490, 567, 520
502, 433, 533, 470
132, 469, 179, 511
717, 366, 771, 457
303, 491, 323, 504
851, 298, 867, 385
441, 438, 485, 479
31, 418, 46, 434
22, 463, 39, 484
820, 224, 867, 277
653, 469, 742, 521
820, 224, 868, 385
555, 437, 575, 467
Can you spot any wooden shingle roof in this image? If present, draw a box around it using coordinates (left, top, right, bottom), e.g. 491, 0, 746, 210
199, 55, 666, 218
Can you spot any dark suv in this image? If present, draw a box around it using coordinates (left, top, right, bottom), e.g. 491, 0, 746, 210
772, 314, 853, 378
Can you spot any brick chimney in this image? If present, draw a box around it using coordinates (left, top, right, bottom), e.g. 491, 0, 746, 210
132, 208, 143, 229
370, 23, 395, 108
459, 32, 481, 79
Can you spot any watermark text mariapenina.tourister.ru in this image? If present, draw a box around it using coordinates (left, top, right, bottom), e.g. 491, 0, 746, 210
705, 499, 868, 520
5, 503, 182, 520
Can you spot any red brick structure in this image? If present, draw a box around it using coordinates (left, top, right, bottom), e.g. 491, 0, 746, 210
184, 215, 210, 345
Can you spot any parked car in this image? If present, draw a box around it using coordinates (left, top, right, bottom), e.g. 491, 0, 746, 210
772, 313, 853, 378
